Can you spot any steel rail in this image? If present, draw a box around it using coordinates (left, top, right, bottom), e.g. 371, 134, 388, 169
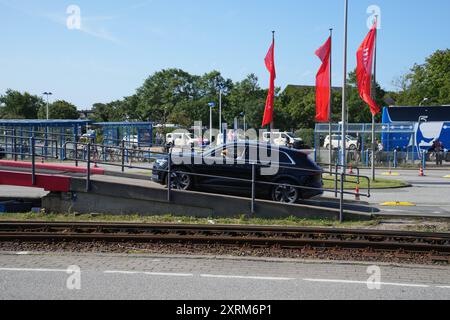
0, 222, 448, 254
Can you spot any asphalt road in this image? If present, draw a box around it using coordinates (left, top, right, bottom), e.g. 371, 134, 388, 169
356, 168, 450, 218
0, 252, 449, 300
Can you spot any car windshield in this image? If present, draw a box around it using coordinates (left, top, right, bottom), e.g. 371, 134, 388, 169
286, 132, 297, 138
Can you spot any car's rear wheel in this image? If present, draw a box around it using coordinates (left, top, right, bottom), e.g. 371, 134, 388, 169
169, 168, 193, 191
271, 180, 299, 204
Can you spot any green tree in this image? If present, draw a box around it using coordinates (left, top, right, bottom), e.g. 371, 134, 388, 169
395, 49, 450, 105
226, 74, 267, 129
135, 69, 199, 123
38, 100, 80, 119
0, 89, 43, 119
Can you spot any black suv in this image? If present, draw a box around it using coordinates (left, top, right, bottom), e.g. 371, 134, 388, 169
152, 142, 323, 203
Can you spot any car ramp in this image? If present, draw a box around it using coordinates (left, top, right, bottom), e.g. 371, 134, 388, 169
43, 175, 373, 221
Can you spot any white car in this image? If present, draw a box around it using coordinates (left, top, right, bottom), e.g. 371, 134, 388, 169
262, 132, 304, 148
166, 132, 196, 147
324, 135, 358, 150
122, 135, 139, 147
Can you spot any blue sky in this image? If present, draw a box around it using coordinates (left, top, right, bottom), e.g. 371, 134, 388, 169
0, 0, 449, 109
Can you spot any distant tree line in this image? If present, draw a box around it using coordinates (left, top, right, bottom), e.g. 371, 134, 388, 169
1, 49, 448, 130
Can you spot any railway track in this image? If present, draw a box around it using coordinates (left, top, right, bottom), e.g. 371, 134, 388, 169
0, 221, 449, 255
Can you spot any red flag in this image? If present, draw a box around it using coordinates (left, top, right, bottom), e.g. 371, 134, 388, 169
315, 36, 331, 123
356, 20, 380, 116
262, 36, 276, 127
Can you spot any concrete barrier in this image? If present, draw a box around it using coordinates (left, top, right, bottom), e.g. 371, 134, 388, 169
42, 177, 372, 221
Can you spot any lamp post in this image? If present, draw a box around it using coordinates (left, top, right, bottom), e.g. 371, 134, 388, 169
219, 89, 223, 135
240, 112, 246, 132
42, 92, 53, 120
419, 98, 429, 106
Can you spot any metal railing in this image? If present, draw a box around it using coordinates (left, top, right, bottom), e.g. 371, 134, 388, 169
1, 134, 372, 222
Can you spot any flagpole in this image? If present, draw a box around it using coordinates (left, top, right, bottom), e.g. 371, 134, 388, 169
270, 30, 275, 131
219, 89, 222, 136
341, 0, 349, 172
371, 16, 378, 181
329, 28, 333, 175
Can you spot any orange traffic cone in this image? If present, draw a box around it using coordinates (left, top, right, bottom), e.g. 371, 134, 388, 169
355, 184, 361, 201
419, 166, 424, 177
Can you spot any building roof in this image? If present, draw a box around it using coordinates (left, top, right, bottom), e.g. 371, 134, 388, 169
284, 84, 342, 94
384, 106, 450, 122
0, 120, 92, 127
94, 122, 153, 127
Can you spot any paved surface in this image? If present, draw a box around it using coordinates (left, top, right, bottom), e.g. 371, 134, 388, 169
356, 169, 450, 218
0, 252, 449, 300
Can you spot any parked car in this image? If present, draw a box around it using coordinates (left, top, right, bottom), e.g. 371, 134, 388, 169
262, 132, 306, 149
166, 132, 210, 149
0, 146, 5, 159
152, 142, 323, 203
323, 135, 358, 150
166, 132, 196, 148
122, 135, 139, 148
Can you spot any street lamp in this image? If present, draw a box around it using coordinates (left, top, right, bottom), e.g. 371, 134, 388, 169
208, 102, 216, 143
419, 98, 429, 106
42, 92, 53, 120
240, 112, 246, 132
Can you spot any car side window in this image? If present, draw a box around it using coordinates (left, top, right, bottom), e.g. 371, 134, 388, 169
279, 152, 294, 164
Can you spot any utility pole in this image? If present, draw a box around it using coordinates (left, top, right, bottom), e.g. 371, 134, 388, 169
219, 89, 222, 136
341, 0, 349, 171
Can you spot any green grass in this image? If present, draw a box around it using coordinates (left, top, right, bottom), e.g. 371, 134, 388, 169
322, 175, 408, 190
0, 212, 379, 228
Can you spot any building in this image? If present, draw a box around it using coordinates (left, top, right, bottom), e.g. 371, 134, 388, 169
382, 106, 450, 154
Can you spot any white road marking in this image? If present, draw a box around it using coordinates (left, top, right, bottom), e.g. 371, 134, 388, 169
200, 274, 294, 281
437, 286, 450, 289
303, 278, 429, 288
104, 270, 193, 277
16, 252, 30, 255
0, 267, 67, 273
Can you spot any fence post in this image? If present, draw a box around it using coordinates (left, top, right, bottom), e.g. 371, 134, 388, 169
393, 150, 398, 169
167, 151, 172, 202
86, 143, 91, 192
121, 140, 125, 173
74, 141, 79, 167
422, 150, 427, 170
31, 136, 36, 186
251, 163, 256, 215
334, 161, 339, 198
13, 129, 17, 161
339, 172, 345, 223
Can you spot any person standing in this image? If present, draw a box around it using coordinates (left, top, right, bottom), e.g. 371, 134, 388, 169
434, 139, 444, 166
376, 140, 384, 165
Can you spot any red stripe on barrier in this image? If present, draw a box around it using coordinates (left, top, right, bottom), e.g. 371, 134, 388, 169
0, 160, 105, 175
0, 170, 71, 192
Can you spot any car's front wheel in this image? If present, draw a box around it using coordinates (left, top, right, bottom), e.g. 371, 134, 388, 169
168, 168, 193, 191
271, 180, 300, 204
